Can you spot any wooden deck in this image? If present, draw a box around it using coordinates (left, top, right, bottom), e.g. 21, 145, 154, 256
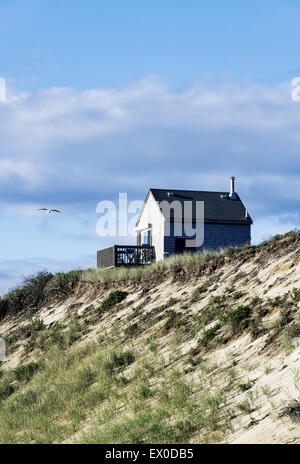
97, 245, 155, 269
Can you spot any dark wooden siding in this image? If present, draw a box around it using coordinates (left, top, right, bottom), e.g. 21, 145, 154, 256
97, 245, 155, 269
97, 246, 116, 268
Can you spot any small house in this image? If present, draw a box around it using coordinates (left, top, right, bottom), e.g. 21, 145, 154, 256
97, 177, 252, 268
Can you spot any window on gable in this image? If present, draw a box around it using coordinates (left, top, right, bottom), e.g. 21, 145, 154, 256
137, 225, 152, 246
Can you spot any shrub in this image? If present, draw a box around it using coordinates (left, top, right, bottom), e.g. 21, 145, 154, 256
104, 350, 135, 374
250, 297, 263, 307
267, 295, 287, 309
164, 310, 183, 331
281, 324, 300, 353
225, 286, 235, 294
49, 270, 83, 292
282, 399, 300, 423
198, 323, 221, 347
265, 311, 293, 346
285, 324, 300, 339
0, 271, 53, 318
232, 291, 244, 300
249, 319, 265, 340
187, 357, 202, 367
100, 291, 128, 311
254, 305, 268, 317
219, 305, 252, 333
5, 333, 18, 346
272, 313, 292, 331
292, 288, 300, 302
14, 362, 41, 383
209, 295, 225, 306
30, 317, 45, 332
138, 382, 153, 399
124, 323, 141, 337
0, 298, 9, 320
238, 380, 252, 392
191, 286, 207, 301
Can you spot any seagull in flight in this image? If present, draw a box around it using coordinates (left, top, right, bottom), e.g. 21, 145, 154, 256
38, 208, 61, 214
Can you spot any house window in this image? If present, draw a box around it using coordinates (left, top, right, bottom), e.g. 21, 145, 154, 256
137, 227, 152, 246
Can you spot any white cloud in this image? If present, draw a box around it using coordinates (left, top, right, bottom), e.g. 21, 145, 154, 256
0, 75, 299, 246
252, 213, 300, 244
0, 77, 6, 102
0, 158, 40, 185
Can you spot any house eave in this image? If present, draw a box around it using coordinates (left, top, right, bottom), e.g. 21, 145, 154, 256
135, 189, 165, 228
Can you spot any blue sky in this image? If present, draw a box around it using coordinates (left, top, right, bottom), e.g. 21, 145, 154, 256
1, 0, 300, 89
0, 0, 300, 293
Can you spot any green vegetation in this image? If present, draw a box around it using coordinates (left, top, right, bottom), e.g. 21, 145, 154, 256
0, 271, 53, 318
0, 231, 298, 322
25, 317, 87, 354
180, 303, 189, 310
14, 361, 41, 383
282, 399, 300, 423
264, 365, 273, 375
30, 317, 45, 332
191, 285, 208, 302
0, 377, 15, 401
124, 323, 141, 338
249, 318, 265, 340
104, 350, 135, 374
5, 333, 18, 347
99, 290, 128, 311
238, 380, 252, 392
0, 231, 298, 443
281, 324, 300, 353
0, 338, 233, 444
198, 324, 221, 347
147, 337, 158, 353
236, 398, 253, 414
164, 310, 184, 331
265, 310, 293, 345
219, 305, 252, 334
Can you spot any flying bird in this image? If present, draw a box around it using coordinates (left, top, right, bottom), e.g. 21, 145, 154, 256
38, 208, 61, 214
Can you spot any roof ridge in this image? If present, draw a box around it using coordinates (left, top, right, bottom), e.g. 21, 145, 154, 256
150, 188, 229, 194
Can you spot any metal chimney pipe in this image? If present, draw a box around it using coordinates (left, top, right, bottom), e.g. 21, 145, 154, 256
230, 176, 235, 197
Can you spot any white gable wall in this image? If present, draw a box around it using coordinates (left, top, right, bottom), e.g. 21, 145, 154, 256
136, 192, 165, 261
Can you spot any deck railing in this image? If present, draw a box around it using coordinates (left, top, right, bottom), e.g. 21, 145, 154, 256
97, 245, 155, 269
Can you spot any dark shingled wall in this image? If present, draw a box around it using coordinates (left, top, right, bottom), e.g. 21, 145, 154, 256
164, 222, 251, 255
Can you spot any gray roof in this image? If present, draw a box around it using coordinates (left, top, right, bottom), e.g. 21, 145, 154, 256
150, 188, 252, 224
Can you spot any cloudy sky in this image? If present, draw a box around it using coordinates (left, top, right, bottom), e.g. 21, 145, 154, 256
0, 0, 300, 294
